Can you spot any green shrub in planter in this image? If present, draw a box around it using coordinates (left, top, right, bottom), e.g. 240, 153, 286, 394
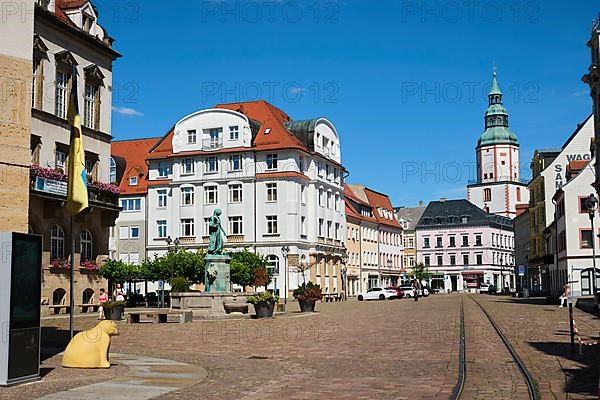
247, 292, 279, 318
293, 282, 322, 301
247, 291, 279, 305
170, 276, 191, 293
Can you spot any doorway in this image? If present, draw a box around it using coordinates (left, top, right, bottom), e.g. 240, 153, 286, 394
450, 275, 458, 292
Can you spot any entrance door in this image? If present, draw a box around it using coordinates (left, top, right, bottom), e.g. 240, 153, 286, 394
581, 268, 600, 295
451, 275, 458, 292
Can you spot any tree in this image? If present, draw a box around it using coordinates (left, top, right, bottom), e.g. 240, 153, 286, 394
413, 263, 431, 283
142, 249, 205, 284
297, 262, 312, 286
230, 249, 268, 290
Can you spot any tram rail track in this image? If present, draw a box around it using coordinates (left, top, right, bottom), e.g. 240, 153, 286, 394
450, 295, 541, 400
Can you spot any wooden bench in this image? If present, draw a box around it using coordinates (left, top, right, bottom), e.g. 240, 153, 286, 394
126, 310, 193, 324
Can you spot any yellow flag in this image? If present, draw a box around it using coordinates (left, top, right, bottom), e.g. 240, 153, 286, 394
66, 67, 88, 215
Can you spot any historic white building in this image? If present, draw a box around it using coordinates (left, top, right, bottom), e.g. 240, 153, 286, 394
467, 71, 529, 218
137, 101, 347, 300
553, 159, 600, 297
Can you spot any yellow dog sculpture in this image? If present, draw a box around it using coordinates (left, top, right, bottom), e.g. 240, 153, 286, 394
62, 320, 119, 368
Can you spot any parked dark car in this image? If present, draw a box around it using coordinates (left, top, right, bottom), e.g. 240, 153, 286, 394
488, 285, 497, 295
386, 287, 404, 299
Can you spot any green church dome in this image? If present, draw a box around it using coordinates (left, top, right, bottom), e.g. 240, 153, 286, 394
477, 71, 519, 148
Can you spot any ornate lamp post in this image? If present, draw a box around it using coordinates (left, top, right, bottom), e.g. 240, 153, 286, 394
341, 248, 348, 301
586, 193, 598, 295
281, 245, 290, 305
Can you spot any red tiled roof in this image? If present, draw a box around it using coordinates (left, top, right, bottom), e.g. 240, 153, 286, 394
216, 100, 308, 152
344, 184, 378, 223
57, 0, 88, 9
363, 188, 402, 229
112, 138, 160, 195
147, 101, 327, 159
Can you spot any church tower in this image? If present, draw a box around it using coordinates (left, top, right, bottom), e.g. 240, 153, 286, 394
467, 70, 529, 218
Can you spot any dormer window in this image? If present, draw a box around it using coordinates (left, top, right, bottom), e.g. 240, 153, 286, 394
229, 126, 239, 140
187, 130, 197, 144
82, 13, 95, 33
129, 176, 138, 186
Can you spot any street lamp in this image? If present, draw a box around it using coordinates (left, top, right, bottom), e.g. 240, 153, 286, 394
281, 245, 290, 305
341, 248, 348, 301
499, 255, 504, 293
586, 193, 598, 295
387, 258, 393, 287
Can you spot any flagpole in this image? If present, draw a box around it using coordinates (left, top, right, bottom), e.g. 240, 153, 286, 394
69, 215, 75, 339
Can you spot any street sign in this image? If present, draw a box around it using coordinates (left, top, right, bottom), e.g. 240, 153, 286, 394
158, 280, 164, 290
518, 265, 525, 276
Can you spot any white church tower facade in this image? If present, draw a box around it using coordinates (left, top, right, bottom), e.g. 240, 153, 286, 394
467, 71, 529, 218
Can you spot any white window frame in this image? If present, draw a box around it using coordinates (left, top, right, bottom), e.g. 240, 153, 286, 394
266, 215, 278, 235
182, 158, 195, 175
129, 225, 140, 239
158, 162, 170, 178
83, 82, 97, 128
229, 125, 239, 140
266, 182, 277, 203
129, 176, 138, 186
50, 225, 65, 260
157, 220, 167, 238
181, 187, 195, 206
228, 184, 242, 203
266, 154, 278, 170
181, 218, 195, 237
55, 150, 66, 169
205, 185, 218, 205
55, 70, 68, 119
206, 156, 219, 173
229, 216, 243, 235
229, 155, 242, 172
187, 129, 197, 144
157, 189, 168, 208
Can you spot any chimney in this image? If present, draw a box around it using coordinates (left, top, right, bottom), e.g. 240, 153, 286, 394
440, 198, 447, 203
418, 200, 424, 207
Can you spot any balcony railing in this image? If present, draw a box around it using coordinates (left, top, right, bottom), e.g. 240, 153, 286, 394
202, 138, 223, 150
227, 235, 245, 243
30, 166, 119, 209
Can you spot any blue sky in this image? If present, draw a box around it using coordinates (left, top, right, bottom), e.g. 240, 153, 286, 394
102, 0, 599, 207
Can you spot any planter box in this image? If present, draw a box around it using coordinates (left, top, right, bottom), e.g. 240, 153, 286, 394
104, 305, 124, 320
253, 301, 275, 318
298, 299, 317, 312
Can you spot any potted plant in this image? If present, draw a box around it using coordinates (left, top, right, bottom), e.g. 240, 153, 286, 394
247, 291, 279, 318
293, 282, 323, 312
102, 300, 126, 320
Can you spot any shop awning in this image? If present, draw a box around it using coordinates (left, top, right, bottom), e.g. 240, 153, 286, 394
461, 271, 484, 275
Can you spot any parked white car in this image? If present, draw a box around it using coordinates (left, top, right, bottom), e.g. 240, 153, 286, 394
480, 283, 492, 293
398, 286, 416, 298
357, 287, 397, 301
420, 288, 430, 297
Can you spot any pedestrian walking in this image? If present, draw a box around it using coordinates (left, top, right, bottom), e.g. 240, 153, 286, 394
98, 288, 108, 320
413, 281, 419, 302
558, 284, 570, 308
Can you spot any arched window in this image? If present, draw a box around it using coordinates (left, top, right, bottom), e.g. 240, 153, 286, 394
51, 225, 65, 260
267, 255, 279, 276
109, 157, 117, 183
82, 288, 94, 304
80, 229, 93, 261
516, 187, 521, 202
52, 288, 66, 305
